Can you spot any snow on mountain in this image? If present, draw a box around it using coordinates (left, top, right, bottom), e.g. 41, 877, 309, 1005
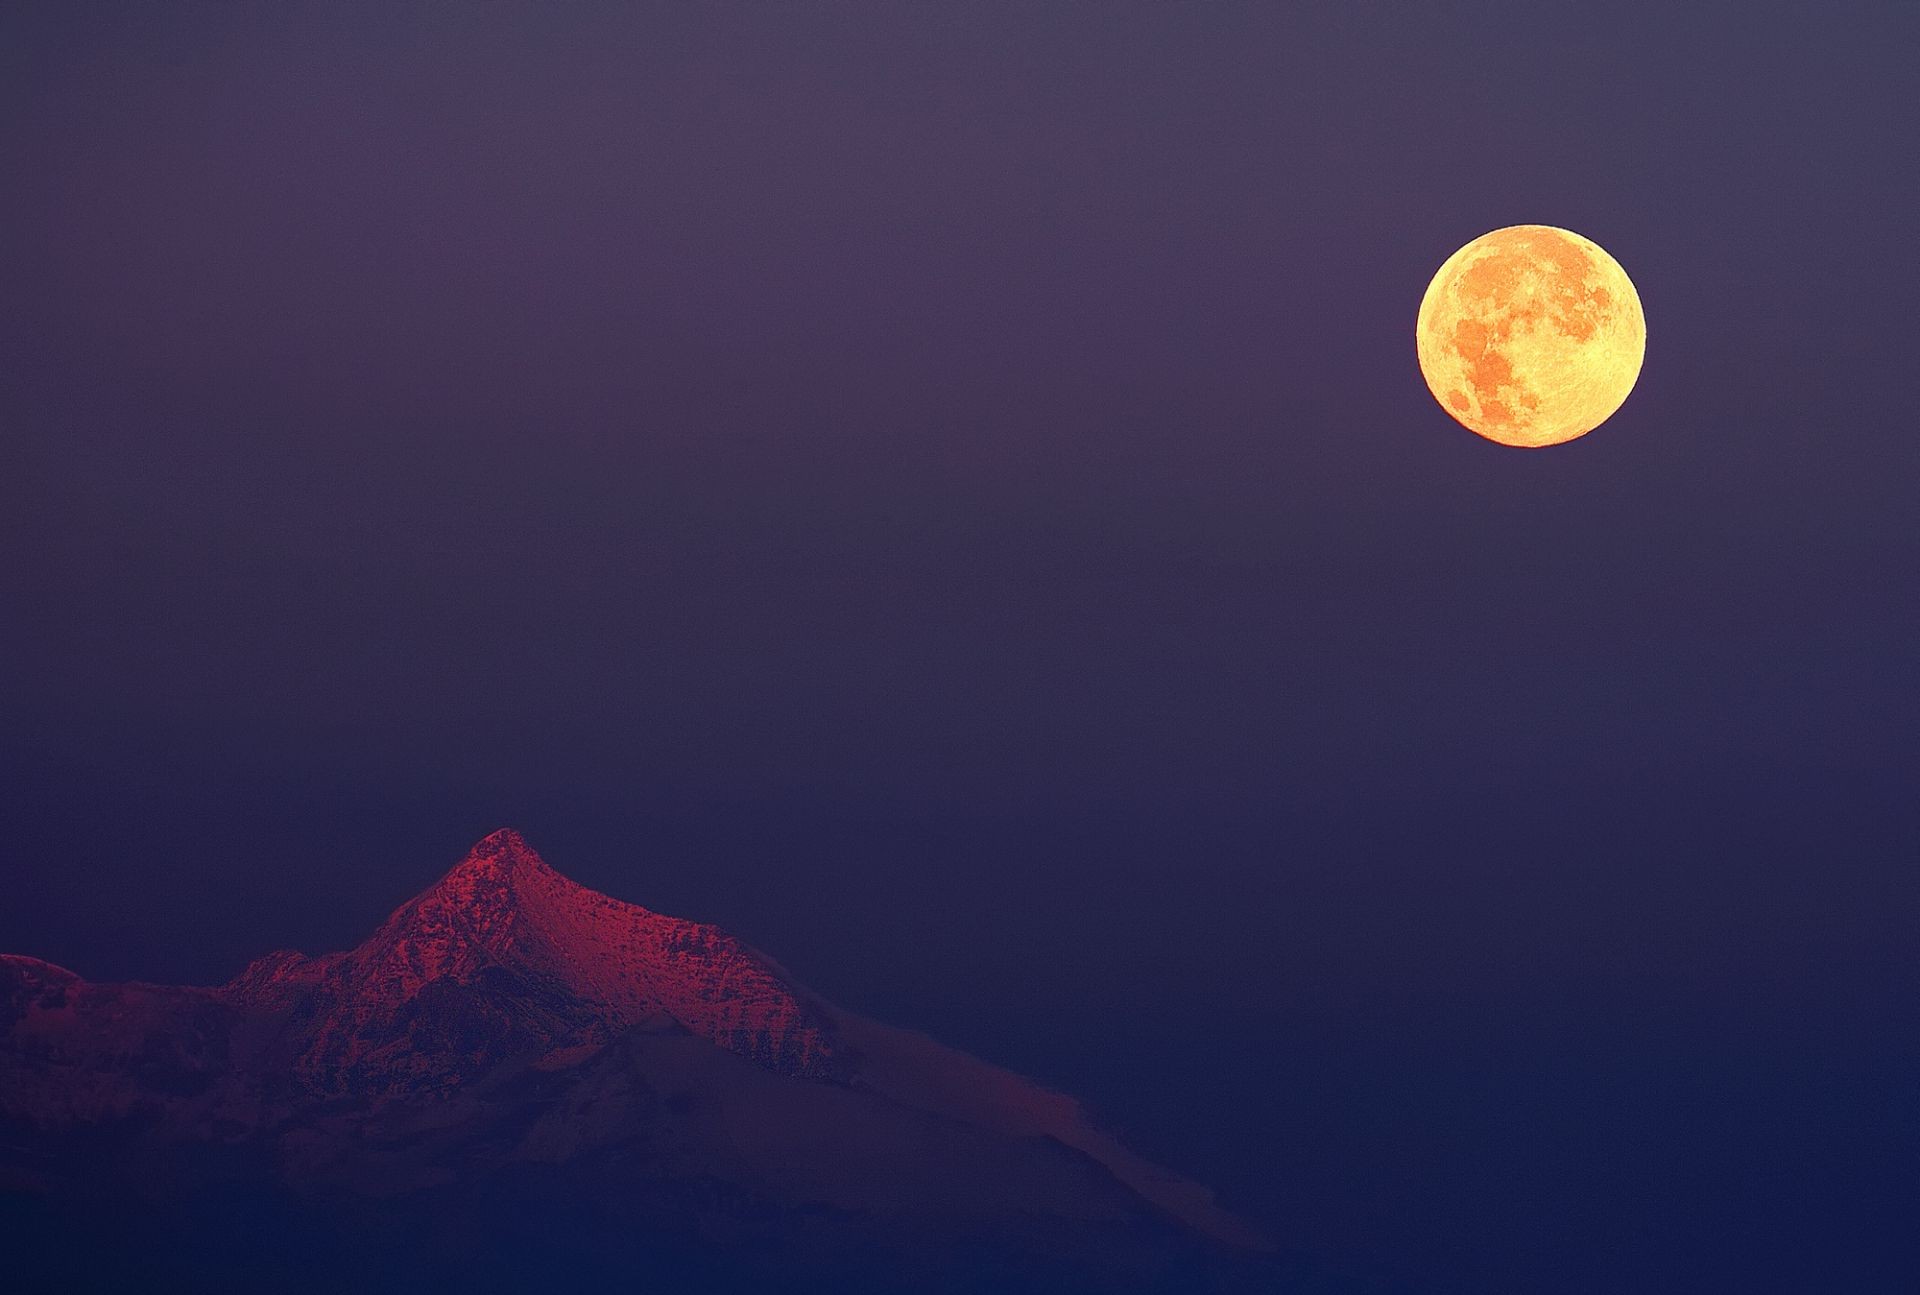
1, 830, 1259, 1251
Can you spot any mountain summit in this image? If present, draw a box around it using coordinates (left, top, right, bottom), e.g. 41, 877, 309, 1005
226, 828, 844, 1093
3, 830, 1266, 1283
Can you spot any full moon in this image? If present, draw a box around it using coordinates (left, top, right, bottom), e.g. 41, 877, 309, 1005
1416, 225, 1645, 448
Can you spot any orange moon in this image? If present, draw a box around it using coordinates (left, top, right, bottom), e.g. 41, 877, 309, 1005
1416, 225, 1645, 448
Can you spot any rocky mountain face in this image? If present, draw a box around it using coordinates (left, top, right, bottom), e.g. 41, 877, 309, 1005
222, 829, 847, 1093
2, 831, 1290, 1293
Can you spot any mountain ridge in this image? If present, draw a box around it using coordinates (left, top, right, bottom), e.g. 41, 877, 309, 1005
219, 828, 846, 1094
2, 829, 1264, 1260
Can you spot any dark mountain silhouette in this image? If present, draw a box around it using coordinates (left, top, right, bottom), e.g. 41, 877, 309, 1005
2, 831, 1352, 1293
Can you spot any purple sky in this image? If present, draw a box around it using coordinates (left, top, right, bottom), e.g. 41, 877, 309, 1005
5, 4, 1918, 1290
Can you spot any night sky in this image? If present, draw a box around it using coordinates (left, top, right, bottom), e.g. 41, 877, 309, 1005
4, 3, 1917, 1290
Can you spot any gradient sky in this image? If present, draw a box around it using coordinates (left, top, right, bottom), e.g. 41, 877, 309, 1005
4, 4, 1917, 1290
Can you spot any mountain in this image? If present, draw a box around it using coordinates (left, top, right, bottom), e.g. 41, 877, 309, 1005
1, 830, 1317, 1293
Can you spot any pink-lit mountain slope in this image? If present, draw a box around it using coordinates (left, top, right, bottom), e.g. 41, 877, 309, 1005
1, 830, 1260, 1251
224, 829, 845, 1092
